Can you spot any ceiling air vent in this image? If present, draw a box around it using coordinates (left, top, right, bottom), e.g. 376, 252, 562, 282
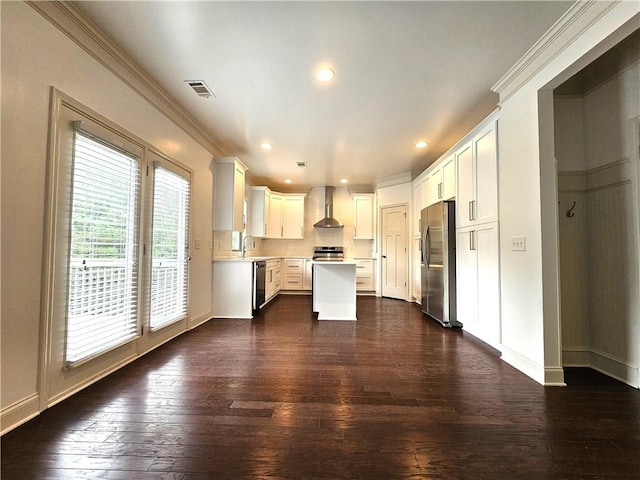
297, 161, 307, 167
185, 80, 215, 98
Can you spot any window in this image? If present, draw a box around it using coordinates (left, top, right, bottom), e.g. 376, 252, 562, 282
149, 161, 190, 330
65, 131, 140, 365
43, 91, 193, 397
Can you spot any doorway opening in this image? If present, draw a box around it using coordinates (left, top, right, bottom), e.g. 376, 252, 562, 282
554, 30, 640, 388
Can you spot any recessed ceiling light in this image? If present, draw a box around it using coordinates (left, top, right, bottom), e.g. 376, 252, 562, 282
340, 178, 348, 184
284, 179, 292, 184
415, 140, 428, 149
315, 67, 335, 82
261, 143, 273, 150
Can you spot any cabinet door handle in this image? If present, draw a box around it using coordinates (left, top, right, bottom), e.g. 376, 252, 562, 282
469, 231, 476, 251
281, 226, 284, 237
468, 201, 473, 221
438, 182, 443, 199
471, 200, 476, 221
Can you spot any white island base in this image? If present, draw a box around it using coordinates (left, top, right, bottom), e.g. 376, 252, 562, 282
312, 261, 357, 321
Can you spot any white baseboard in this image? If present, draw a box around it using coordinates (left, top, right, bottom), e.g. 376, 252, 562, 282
1, 393, 40, 435
544, 366, 567, 386
591, 349, 639, 388
563, 348, 639, 388
189, 309, 212, 329
562, 348, 591, 366
463, 326, 502, 353
500, 344, 546, 385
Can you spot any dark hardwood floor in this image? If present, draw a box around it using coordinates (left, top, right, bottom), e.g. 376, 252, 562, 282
2, 296, 639, 479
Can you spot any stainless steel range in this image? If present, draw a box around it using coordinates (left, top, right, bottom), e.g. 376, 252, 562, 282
312, 246, 344, 262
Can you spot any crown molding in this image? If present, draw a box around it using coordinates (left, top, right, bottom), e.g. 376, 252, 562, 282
27, 1, 226, 156
375, 171, 412, 189
491, 0, 620, 104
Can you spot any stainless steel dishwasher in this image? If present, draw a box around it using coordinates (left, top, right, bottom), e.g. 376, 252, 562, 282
253, 260, 266, 315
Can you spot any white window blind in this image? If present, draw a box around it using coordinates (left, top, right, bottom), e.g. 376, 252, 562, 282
149, 163, 190, 330
65, 131, 140, 366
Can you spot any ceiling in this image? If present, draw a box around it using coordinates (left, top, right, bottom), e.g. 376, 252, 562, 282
72, 1, 573, 191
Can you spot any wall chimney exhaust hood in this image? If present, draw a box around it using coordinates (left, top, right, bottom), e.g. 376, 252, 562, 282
313, 186, 344, 228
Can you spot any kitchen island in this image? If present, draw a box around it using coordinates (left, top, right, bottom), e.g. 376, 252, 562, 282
312, 261, 357, 321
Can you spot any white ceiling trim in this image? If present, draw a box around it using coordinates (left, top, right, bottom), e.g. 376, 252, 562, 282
27, 0, 226, 157
492, 0, 619, 103
375, 171, 413, 190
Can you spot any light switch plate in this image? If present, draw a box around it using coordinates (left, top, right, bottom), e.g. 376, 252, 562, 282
511, 236, 526, 252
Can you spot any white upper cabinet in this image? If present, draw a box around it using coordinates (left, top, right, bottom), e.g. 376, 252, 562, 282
424, 168, 442, 207
213, 157, 247, 231
352, 194, 375, 240
456, 142, 474, 228
268, 193, 283, 238
473, 122, 499, 225
248, 186, 271, 237
441, 155, 456, 200
456, 116, 499, 228
282, 194, 305, 239
421, 154, 456, 210
253, 191, 304, 239
413, 180, 424, 236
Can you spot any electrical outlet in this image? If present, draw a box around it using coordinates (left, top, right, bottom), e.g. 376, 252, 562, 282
195, 239, 201, 250
208, 241, 213, 251
511, 236, 526, 252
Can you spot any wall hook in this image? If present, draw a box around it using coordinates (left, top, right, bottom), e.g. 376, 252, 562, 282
566, 201, 576, 218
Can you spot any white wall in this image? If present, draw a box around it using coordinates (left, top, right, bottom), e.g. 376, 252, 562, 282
377, 181, 411, 208
1, 2, 214, 427
496, 2, 640, 384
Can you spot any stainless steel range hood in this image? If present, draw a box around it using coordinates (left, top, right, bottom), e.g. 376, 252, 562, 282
313, 186, 344, 228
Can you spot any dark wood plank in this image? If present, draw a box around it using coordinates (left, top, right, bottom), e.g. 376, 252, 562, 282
2, 296, 639, 479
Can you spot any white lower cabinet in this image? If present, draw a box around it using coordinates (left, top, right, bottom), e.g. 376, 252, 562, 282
266, 259, 281, 301
456, 222, 501, 349
212, 261, 254, 319
355, 259, 375, 292
282, 258, 304, 290
412, 236, 421, 303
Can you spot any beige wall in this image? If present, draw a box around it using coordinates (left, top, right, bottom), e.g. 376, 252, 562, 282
1, 2, 215, 428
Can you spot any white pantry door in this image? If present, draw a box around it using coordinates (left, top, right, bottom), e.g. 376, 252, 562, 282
381, 205, 407, 300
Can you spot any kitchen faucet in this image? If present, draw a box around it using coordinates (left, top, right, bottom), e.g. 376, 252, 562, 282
242, 235, 253, 258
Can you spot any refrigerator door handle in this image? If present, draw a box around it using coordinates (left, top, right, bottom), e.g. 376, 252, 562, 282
425, 225, 431, 269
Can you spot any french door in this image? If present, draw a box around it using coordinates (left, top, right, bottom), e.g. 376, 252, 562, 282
42, 91, 191, 407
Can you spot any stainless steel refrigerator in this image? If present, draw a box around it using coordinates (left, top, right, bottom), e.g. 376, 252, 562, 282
421, 201, 461, 327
